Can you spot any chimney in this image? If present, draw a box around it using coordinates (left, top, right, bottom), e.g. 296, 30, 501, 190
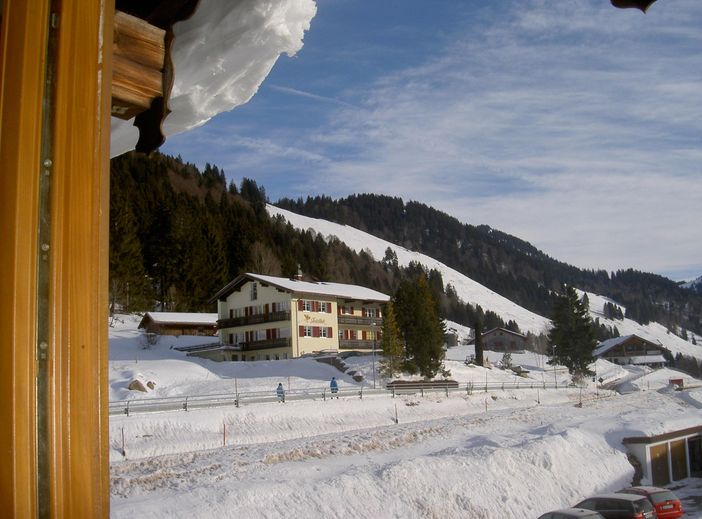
294, 264, 303, 281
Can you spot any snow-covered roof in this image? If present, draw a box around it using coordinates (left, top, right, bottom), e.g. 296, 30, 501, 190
211, 273, 390, 303
139, 312, 218, 327
483, 327, 527, 339
594, 334, 663, 356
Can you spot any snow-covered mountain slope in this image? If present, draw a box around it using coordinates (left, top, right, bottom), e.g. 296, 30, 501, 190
268, 205, 550, 334
682, 275, 702, 292
269, 205, 702, 362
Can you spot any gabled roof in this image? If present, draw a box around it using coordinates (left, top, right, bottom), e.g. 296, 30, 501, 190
594, 334, 661, 356
138, 311, 218, 328
482, 327, 527, 339
210, 273, 391, 303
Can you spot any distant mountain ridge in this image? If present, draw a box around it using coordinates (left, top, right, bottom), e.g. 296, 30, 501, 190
277, 194, 702, 336
682, 276, 702, 294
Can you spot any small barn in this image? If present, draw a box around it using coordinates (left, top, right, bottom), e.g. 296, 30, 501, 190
594, 334, 667, 368
138, 312, 218, 337
482, 327, 527, 352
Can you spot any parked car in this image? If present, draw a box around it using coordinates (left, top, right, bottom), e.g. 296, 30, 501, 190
538, 508, 606, 518
574, 493, 656, 519
617, 486, 684, 519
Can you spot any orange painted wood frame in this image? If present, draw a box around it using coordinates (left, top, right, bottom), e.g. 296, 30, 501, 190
0, 0, 113, 516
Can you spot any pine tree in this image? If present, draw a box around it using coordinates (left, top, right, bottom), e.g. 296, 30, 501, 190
378, 301, 403, 377
548, 285, 597, 380
394, 274, 445, 378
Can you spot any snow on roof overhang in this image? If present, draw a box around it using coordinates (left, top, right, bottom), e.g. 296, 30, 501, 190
623, 424, 702, 445
110, 0, 317, 157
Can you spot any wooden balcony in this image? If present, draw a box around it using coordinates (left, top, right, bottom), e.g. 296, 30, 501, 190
218, 310, 290, 329
339, 339, 381, 351
237, 337, 291, 351
337, 315, 382, 327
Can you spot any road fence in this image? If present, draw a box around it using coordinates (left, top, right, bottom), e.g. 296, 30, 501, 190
109, 380, 581, 417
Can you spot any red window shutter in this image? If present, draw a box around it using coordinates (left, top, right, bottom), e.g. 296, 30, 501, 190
266, 329, 271, 340
272, 302, 277, 312
265, 304, 269, 315
327, 327, 332, 338
362, 330, 367, 340
327, 303, 332, 314
298, 299, 304, 311
299, 325, 305, 337
315, 301, 320, 312
271, 329, 277, 339
312, 326, 319, 337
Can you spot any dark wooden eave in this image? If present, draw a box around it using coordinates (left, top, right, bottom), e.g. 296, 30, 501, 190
610, 0, 658, 12
113, 0, 201, 154
623, 425, 702, 444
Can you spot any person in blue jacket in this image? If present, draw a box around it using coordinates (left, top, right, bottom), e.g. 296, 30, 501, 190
276, 382, 285, 403
330, 376, 339, 398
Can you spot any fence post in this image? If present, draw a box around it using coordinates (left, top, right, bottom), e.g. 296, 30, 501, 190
235, 394, 239, 408
421, 387, 424, 398
323, 389, 326, 401
359, 387, 363, 400
445, 386, 449, 397
183, 396, 188, 412
124, 401, 130, 416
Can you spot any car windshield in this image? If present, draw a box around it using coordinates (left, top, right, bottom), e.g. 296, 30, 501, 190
650, 490, 677, 504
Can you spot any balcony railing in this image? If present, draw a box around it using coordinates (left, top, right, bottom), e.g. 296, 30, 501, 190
238, 337, 291, 351
338, 339, 381, 351
337, 315, 382, 326
218, 310, 290, 329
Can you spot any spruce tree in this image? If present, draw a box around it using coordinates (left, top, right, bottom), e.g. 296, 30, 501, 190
378, 301, 404, 377
547, 286, 597, 379
394, 274, 445, 378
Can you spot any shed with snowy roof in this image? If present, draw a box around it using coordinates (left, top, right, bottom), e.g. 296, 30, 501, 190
594, 334, 667, 368
208, 273, 390, 361
138, 311, 218, 337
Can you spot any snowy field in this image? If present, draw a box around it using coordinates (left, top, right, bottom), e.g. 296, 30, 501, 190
109, 316, 702, 518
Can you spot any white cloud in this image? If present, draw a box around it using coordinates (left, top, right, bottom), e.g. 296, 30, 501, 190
289, 0, 702, 277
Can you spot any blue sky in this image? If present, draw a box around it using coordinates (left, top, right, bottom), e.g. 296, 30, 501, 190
163, 0, 702, 282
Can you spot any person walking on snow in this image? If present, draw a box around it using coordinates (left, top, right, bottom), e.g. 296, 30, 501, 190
276, 382, 285, 403
330, 376, 339, 398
